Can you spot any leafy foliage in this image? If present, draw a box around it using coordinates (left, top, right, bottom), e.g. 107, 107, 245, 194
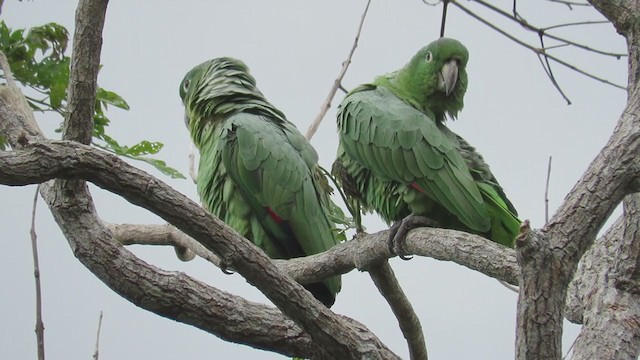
0, 21, 185, 178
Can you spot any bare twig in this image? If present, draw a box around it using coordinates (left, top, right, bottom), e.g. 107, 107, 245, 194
368, 261, 427, 360
0, 50, 17, 88
93, 311, 103, 360
305, 0, 371, 140
562, 333, 578, 359
30, 185, 45, 360
546, 0, 591, 8
537, 35, 572, 104
439, 0, 449, 38
498, 279, 519, 293
473, 0, 624, 58
450, 1, 626, 92
545, 156, 552, 225
542, 20, 609, 31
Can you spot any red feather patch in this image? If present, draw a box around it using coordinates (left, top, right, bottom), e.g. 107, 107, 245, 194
410, 182, 425, 193
267, 207, 283, 224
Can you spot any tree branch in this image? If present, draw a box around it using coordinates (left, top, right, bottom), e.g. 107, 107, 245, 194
63, 0, 108, 144
571, 194, 640, 359
368, 261, 427, 360
30, 185, 45, 360
92, 311, 103, 360
107, 223, 198, 262
565, 215, 624, 324
305, 0, 371, 140
514, 19, 640, 356
0, 85, 398, 359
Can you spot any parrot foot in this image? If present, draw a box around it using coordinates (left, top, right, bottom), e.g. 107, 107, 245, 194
388, 215, 439, 260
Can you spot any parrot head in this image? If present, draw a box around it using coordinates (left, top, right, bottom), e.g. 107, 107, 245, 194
179, 57, 255, 127
179, 57, 285, 145
387, 38, 469, 121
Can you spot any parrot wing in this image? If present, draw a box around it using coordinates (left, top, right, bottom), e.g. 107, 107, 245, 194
338, 85, 491, 233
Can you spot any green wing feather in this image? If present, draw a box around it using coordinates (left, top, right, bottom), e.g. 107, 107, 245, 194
182, 57, 342, 306
338, 85, 491, 233
218, 113, 340, 255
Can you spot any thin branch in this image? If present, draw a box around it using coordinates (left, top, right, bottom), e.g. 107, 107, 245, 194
305, 0, 371, 140
450, 1, 626, 91
93, 311, 103, 360
497, 280, 519, 293
30, 185, 45, 360
563, 333, 578, 359
538, 33, 572, 104
368, 261, 428, 360
542, 20, 609, 31
546, 0, 591, 7
439, 0, 449, 38
471, 0, 625, 58
536, 53, 572, 104
545, 156, 552, 225
0, 50, 17, 88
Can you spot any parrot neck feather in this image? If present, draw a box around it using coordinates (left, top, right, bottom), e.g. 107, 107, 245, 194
373, 64, 466, 123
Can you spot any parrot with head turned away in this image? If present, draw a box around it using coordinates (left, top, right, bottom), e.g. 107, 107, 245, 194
180, 57, 343, 307
333, 38, 520, 253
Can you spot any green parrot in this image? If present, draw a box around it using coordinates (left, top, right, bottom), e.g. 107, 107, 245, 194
180, 57, 342, 307
333, 38, 520, 250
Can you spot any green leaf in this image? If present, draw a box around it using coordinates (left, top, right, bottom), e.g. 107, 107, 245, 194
0, 20, 184, 181
126, 140, 163, 156
125, 156, 186, 179
96, 87, 130, 110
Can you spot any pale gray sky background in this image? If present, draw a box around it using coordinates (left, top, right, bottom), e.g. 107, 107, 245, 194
1, 1, 628, 359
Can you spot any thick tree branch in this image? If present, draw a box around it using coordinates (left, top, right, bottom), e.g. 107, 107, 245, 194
571, 194, 640, 359
565, 216, 624, 324
56, 0, 109, 232
514, 12, 640, 356
0, 87, 397, 359
107, 223, 199, 262
63, 0, 108, 144
0, 83, 324, 356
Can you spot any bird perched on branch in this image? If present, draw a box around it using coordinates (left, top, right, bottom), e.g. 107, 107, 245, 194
180, 57, 343, 307
333, 38, 520, 254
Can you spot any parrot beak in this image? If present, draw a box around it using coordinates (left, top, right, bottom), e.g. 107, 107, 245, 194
437, 59, 459, 96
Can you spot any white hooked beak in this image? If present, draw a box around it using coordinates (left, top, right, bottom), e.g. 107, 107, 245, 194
437, 59, 459, 96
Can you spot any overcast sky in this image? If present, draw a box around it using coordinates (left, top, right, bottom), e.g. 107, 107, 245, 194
0, 1, 628, 359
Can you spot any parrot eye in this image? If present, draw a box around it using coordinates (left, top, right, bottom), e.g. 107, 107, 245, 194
425, 51, 433, 63
183, 79, 190, 92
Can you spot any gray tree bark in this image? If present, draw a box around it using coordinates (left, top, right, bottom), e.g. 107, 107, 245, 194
1, 0, 639, 359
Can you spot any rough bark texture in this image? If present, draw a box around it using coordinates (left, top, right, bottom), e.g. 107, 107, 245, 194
369, 261, 427, 360
570, 194, 640, 360
63, 0, 107, 144
565, 216, 624, 324
1, 1, 640, 359
513, 1, 640, 358
0, 85, 399, 359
